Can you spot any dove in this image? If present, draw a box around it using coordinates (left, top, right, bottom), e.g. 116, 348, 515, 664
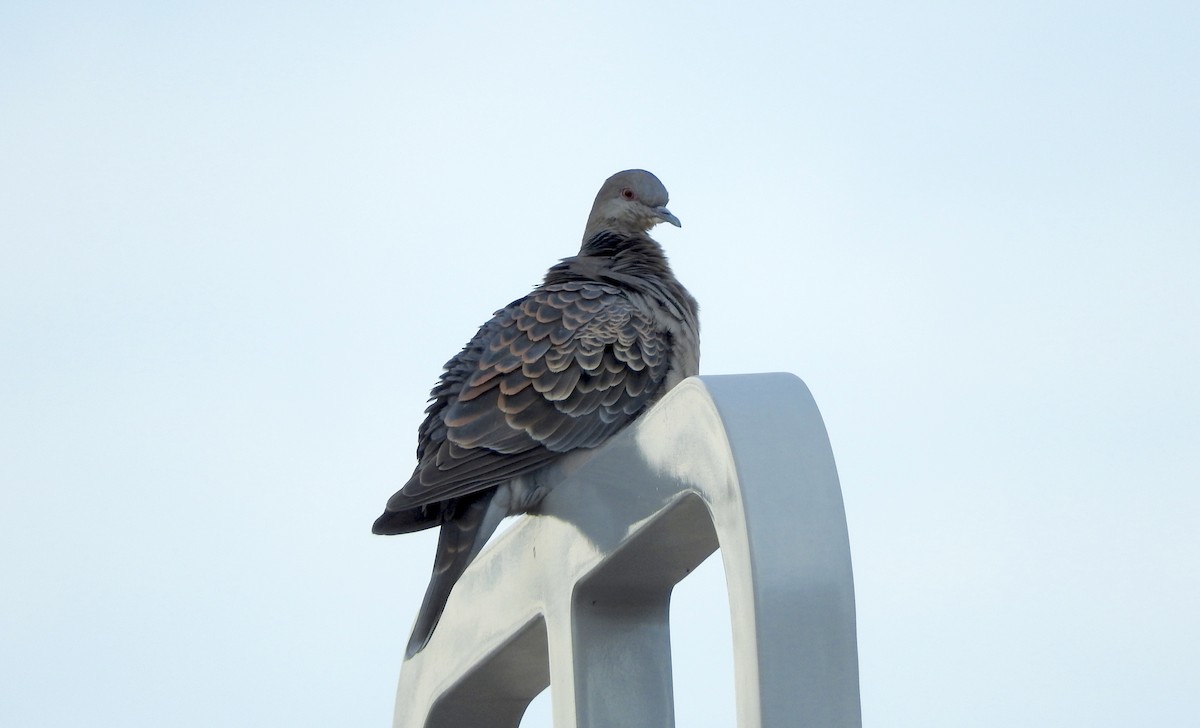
373, 169, 700, 658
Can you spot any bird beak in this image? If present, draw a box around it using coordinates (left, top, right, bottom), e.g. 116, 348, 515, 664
655, 206, 682, 228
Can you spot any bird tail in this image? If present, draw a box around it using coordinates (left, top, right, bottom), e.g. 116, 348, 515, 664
405, 488, 508, 659
373, 501, 443, 535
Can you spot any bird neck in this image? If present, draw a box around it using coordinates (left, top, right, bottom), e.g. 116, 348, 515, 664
546, 231, 693, 314
576, 230, 668, 267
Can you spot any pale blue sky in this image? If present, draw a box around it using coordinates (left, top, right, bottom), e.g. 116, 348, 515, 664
2, 2, 1197, 726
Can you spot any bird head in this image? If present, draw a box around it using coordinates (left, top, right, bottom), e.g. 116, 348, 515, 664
584, 169, 681, 239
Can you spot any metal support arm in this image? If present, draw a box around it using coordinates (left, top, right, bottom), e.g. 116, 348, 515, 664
390, 373, 861, 728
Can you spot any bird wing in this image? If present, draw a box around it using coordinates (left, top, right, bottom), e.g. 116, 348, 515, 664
384, 280, 671, 513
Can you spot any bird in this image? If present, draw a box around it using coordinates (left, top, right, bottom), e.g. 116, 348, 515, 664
373, 169, 700, 658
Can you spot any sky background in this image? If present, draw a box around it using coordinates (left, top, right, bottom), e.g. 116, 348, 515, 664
2, 1, 1197, 726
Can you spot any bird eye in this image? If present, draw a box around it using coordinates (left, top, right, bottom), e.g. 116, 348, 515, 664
621, 188, 635, 200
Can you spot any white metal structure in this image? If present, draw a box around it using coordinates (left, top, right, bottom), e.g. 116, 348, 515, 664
388, 373, 860, 728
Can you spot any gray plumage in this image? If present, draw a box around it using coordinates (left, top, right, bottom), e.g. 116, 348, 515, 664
373, 169, 700, 658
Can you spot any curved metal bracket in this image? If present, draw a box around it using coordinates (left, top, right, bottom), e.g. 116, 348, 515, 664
390, 373, 861, 728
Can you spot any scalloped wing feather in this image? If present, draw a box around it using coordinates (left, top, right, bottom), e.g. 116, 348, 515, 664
384, 281, 671, 512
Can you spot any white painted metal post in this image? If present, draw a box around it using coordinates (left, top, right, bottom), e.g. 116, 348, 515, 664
389, 373, 860, 728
